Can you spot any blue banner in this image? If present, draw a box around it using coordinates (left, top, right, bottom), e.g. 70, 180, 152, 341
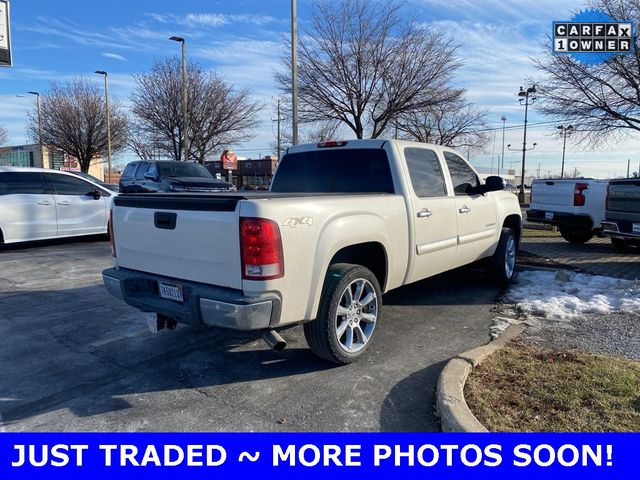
0, 433, 636, 479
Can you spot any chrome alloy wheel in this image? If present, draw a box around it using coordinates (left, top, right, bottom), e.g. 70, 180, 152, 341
335, 278, 378, 353
505, 235, 516, 279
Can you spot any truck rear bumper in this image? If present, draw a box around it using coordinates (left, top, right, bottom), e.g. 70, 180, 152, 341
102, 267, 281, 330
526, 209, 594, 229
601, 221, 640, 239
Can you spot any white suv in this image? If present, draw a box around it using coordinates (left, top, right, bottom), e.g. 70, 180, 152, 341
0, 167, 115, 244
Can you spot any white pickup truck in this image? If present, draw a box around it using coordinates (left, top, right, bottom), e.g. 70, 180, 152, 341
527, 178, 609, 243
103, 140, 522, 364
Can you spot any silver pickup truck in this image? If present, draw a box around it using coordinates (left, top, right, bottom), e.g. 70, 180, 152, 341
601, 178, 640, 253
103, 140, 522, 364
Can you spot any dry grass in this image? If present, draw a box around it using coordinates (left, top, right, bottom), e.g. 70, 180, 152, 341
465, 342, 640, 431
522, 227, 561, 238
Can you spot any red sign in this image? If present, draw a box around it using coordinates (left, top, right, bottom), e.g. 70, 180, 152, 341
221, 150, 238, 170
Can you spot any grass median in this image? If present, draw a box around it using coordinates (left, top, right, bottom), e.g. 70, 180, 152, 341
465, 342, 640, 432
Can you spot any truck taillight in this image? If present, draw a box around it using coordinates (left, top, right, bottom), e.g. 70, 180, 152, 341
573, 182, 589, 206
240, 218, 284, 280
109, 209, 116, 257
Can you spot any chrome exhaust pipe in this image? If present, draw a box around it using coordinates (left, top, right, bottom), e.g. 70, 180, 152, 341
263, 330, 286, 351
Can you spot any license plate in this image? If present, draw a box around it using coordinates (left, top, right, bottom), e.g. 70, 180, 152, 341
158, 282, 183, 303
545, 212, 554, 220
633, 222, 640, 234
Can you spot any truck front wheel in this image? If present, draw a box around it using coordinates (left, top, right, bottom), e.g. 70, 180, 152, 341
304, 263, 382, 364
559, 227, 594, 244
486, 228, 517, 286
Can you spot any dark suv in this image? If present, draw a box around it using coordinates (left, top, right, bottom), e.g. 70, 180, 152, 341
119, 161, 235, 194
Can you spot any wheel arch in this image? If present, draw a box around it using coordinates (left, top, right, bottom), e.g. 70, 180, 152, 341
502, 214, 522, 248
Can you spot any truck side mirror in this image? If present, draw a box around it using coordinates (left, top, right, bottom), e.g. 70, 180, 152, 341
484, 176, 505, 192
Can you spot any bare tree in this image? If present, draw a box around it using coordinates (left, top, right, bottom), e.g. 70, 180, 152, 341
396, 91, 489, 149
0, 124, 7, 145
127, 119, 160, 161
26, 78, 128, 172
276, 0, 461, 139
534, 0, 640, 145
131, 57, 262, 163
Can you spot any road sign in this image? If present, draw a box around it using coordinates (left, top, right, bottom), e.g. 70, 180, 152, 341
0, 1, 11, 67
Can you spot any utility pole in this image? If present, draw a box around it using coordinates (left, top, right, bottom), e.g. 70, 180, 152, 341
537, 163, 541, 179
627, 159, 631, 177
509, 85, 537, 203
291, 0, 299, 145
490, 129, 496, 174
276, 99, 281, 161
94, 71, 112, 182
27, 91, 44, 168
557, 124, 574, 178
170, 36, 188, 161
499, 116, 506, 176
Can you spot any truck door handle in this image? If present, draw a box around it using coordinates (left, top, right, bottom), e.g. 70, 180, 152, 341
37, 200, 52, 206
417, 209, 433, 218
57, 201, 71, 206
459, 206, 471, 214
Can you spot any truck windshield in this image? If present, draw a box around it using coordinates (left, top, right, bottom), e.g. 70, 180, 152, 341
271, 149, 394, 193
158, 162, 213, 178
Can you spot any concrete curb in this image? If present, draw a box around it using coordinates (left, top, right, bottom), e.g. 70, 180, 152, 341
436, 324, 526, 432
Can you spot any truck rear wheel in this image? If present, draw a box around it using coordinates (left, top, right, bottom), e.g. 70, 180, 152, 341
559, 227, 594, 244
304, 263, 381, 364
611, 237, 640, 253
486, 228, 517, 286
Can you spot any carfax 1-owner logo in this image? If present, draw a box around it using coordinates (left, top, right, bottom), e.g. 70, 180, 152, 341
553, 9, 634, 64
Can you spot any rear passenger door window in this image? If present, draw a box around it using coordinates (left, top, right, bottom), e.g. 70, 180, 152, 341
0, 172, 47, 195
404, 148, 447, 197
443, 152, 480, 195
121, 163, 138, 179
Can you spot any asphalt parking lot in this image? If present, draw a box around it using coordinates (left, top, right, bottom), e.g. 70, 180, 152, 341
0, 238, 501, 432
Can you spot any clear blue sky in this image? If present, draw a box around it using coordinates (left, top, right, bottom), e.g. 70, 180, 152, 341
1, 0, 638, 178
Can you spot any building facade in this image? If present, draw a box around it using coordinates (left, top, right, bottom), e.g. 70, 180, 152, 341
0, 144, 105, 180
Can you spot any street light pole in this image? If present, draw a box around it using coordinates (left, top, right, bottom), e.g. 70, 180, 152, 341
94, 71, 112, 182
516, 85, 537, 203
499, 116, 506, 176
291, 0, 299, 145
557, 124, 574, 179
170, 36, 189, 161
27, 91, 44, 168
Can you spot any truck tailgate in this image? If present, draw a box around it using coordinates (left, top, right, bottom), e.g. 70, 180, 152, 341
112, 195, 243, 289
531, 180, 576, 207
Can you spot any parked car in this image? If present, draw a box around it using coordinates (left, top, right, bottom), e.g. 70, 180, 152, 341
104, 139, 521, 364
0, 167, 114, 244
601, 178, 640, 252
119, 160, 235, 193
527, 178, 608, 243
68, 170, 119, 192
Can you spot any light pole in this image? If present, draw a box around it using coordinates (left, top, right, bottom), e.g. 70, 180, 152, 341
515, 85, 536, 203
94, 71, 112, 182
170, 35, 189, 161
508, 142, 537, 189
27, 91, 44, 168
557, 124, 574, 179
291, 0, 299, 145
499, 116, 506, 176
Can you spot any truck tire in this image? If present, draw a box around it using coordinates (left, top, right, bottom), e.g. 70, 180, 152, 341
559, 227, 594, 244
485, 228, 517, 286
611, 237, 640, 253
304, 263, 382, 364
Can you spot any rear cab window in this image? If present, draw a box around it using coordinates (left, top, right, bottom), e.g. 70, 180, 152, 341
271, 148, 394, 193
121, 163, 139, 179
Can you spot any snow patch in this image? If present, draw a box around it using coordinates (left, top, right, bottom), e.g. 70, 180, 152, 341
492, 270, 640, 338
